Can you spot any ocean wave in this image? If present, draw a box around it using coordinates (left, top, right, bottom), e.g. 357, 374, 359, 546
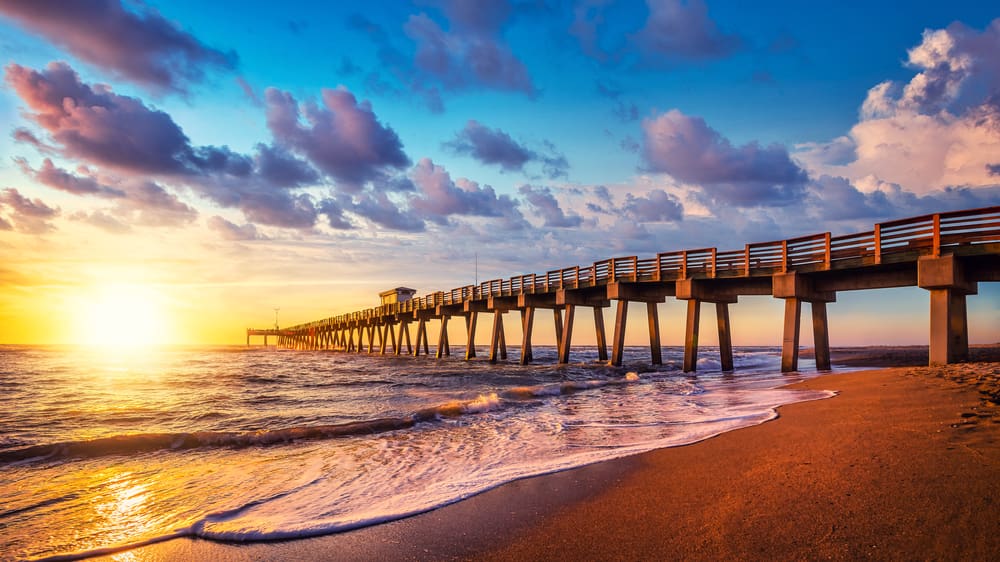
2, 374, 645, 466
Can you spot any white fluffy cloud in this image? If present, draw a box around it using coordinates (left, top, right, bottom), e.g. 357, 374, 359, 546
797, 19, 1000, 195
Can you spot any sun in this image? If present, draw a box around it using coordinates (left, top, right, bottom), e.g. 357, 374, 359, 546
74, 284, 172, 348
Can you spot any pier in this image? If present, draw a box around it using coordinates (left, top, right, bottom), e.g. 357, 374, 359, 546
248, 207, 1000, 371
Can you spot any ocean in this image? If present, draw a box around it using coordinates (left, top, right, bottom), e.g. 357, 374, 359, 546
0, 344, 835, 560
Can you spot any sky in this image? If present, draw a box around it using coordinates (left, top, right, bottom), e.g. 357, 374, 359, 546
0, 0, 997, 347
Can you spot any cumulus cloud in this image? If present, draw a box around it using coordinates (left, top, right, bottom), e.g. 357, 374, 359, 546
630, 0, 744, 63
348, 1, 533, 111
518, 185, 582, 227
798, 20, 1000, 195
0, 0, 237, 93
352, 192, 425, 232
444, 120, 569, 178
0, 188, 58, 234
17, 158, 125, 198
207, 215, 266, 240
4, 62, 380, 230
253, 143, 319, 189
404, 0, 533, 94
5, 62, 250, 176
409, 158, 519, 225
622, 189, 683, 222
642, 109, 807, 206
265, 87, 410, 191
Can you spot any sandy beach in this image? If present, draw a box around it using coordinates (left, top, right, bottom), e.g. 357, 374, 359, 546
105, 355, 1000, 561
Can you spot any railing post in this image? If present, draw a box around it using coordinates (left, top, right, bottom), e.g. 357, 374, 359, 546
681, 250, 688, 279
631, 256, 637, 281
710, 248, 717, 278
610, 259, 616, 281
824, 233, 831, 270
874, 224, 882, 264
744, 244, 750, 276
932, 214, 941, 257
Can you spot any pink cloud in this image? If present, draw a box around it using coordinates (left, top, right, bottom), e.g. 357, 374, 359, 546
0, 0, 236, 93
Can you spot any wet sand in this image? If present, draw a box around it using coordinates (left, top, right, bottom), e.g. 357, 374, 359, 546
106, 359, 1000, 561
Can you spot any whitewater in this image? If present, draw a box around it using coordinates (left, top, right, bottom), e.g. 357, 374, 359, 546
0, 344, 834, 560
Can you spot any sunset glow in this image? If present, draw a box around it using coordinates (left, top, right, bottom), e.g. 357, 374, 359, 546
0, 1, 997, 346
72, 285, 173, 348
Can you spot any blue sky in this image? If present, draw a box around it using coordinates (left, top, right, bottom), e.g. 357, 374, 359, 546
0, 0, 997, 345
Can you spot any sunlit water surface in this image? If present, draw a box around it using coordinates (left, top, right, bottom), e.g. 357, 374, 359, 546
0, 345, 834, 560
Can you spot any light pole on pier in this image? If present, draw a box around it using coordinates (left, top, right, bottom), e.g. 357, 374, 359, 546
273, 308, 280, 330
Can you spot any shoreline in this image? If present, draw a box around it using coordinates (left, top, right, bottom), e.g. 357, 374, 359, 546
103, 357, 1000, 561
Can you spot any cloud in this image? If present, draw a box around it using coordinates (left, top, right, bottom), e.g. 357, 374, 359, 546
404, 0, 533, 94
17, 158, 125, 198
5, 62, 250, 176
445, 120, 569, 178
348, 2, 533, 111
0, 0, 237, 93
253, 143, 319, 189
622, 189, 683, 222
798, 20, 1000, 195
409, 158, 518, 225
641, 109, 807, 206
265, 87, 410, 192
518, 185, 582, 227
0, 188, 58, 234
630, 0, 744, 62
207, 215, 266, 240
5, 62, 330, 229
445, 120, 532, 170
806, 175, 1000, 223
352, 192, 425, 232
69, 209, 130, 233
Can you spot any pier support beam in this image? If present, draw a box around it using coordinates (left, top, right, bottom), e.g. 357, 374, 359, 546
520, 307, 534, 365
811, 302, 830, 371
716, 303, 734, 372
594, 307, 608, 362
647, 302, 661, 365
490, 311, 505, 363
611, 300, 628, 366
683, 300, 700, 372
437, 316, 450, 358
414, 319, 426, 356
781, 298, 801, 372
465, 312, 478, 360
558, 305, 575, 364
918, 255, 975, 365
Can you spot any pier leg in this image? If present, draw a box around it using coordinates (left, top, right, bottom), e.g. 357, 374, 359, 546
594, 307, 608, 362
781, 298, 801, 372
367, 325, 376, 354
422, 321, 430, 355
357, 327, 365, 354
490, 311, 505, 363
611, 300, 628, 367
520, 307, 534, 365
465, 312, 478, 360
683, 300, 701, 372
647, 302, 662, 365
499, 318, 508, 360
553, 308, 563, 347
437, 316, 450, 358
716, 302, 734, 372
558, 304, 575, 364
387, 324, 397, 355
928, 289, 969, 365
379, 324, 387, 354
811, 302, 831, 370
414, 320, 426, 356
400, 321, 412, 355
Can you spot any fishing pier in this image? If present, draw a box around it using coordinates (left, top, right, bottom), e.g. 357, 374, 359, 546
248, 207, 1000, 372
